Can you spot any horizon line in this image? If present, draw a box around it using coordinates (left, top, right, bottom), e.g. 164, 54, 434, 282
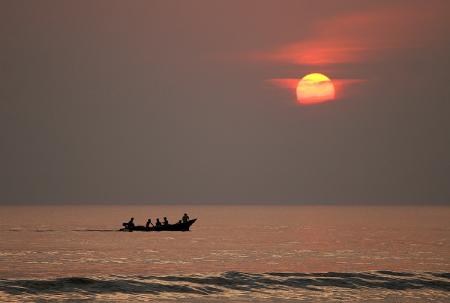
0, 202, 449, 207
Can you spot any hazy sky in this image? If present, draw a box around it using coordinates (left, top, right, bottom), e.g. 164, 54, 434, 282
1, 0, 449, 204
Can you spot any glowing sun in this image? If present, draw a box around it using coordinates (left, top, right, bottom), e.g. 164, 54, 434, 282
297, 73, 335, 105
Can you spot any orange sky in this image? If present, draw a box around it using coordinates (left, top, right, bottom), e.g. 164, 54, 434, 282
249, 1, 450, 103
255, 1, 448, 65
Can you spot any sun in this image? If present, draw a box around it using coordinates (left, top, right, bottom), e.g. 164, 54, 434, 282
296, 73, 335, 105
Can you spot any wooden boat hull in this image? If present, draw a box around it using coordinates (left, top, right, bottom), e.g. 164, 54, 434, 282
120, 219, 197, 232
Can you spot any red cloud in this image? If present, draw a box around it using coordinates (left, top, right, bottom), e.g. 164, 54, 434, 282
256, 2, 449, 66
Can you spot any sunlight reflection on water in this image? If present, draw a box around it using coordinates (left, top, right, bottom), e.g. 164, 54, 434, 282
0, 205, 449, 302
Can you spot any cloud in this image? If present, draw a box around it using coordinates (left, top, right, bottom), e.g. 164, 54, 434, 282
255, 2, 449, 66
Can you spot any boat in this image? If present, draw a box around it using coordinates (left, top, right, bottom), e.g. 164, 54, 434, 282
119, 219, 197, 232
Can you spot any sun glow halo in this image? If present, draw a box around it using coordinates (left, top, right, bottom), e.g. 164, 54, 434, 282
296, 73, 335, 105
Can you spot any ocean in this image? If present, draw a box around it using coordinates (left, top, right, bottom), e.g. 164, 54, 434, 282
0, 205, 449, 302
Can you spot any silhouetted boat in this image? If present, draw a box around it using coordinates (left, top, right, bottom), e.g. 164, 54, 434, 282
120, 219, 197, 232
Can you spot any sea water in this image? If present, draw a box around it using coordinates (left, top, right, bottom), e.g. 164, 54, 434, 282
0, 205, 449, 302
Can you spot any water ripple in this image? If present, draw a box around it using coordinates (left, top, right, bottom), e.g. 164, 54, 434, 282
0, 271, 448, 298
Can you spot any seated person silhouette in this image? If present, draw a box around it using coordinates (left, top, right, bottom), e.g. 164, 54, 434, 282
127, 217, 135, 230
145, 219, 152, 229
182, 213, 189, 223
163, 217, 169, 225
155, 218, 162, 227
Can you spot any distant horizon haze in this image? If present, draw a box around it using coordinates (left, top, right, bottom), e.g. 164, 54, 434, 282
1, 201, 449, 206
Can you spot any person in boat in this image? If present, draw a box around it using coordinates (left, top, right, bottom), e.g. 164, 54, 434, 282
145, 219, 153, 229
182, 213, 189, 223
155, 218, 162, 227
163, 217, 169, 225
127, 217, 135, 230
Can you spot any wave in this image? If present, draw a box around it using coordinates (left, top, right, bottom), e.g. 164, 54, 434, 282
1, 271, 449, 297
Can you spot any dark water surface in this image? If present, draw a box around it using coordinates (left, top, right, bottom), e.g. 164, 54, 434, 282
0, 205, 449, 302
